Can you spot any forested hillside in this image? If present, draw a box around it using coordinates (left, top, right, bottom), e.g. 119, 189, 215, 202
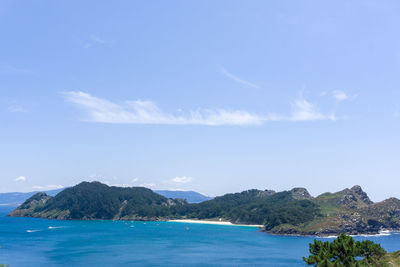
9, 182, 400, 236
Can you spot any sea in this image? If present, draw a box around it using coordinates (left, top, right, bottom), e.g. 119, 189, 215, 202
0, 206, 399, 266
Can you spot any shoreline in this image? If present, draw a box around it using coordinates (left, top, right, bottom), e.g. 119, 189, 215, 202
265, 229, 398, 238
9, 214, 399, 237
168, 219, 264, 228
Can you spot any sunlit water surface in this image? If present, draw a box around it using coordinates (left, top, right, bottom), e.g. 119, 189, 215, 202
1, 206, 399, 266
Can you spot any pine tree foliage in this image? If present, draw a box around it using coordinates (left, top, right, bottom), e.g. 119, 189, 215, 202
303, 234, 387, 266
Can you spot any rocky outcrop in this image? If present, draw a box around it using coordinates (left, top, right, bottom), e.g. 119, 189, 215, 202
290, 188, 312, 200
359, 197, 400, 230
351, 185, 373, 205
9, 182, 400, 236
8, 192, 51, 217
267, 186, 400, 236
316, 185, 373, 209
259, 189, 276, 198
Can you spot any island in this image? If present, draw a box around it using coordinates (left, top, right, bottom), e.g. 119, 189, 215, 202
9, 181, 400, 236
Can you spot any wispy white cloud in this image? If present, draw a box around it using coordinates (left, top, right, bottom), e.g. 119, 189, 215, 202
172, 176, 193, 184
63, 91, 337, 125
101, 181, 134, 187
93, 177, 140, 188
14, 176, 26, 182
63, 91, 266, 125
290, 96, 336, 121
32, 185, 63, 190
140, 183, 156, 188
332, 90, 357, 102
220, 67, 260, 89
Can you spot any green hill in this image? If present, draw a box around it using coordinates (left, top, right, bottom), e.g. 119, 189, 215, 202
10, 181, 186, 220
9, 182, 400, 236
174, 189, 321, 230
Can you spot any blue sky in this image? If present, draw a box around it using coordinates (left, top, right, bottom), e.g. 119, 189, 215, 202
1, 0, 400, 201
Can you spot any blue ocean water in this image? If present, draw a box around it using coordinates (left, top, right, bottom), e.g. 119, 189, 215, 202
0, 206, 399, 266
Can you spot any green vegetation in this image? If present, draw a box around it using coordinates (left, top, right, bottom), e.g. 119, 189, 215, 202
9, 182, 400, 236
381, 251, 400, 266
174, 190, 321, 228
303, 234, 391, 266
45, 182, 184, 219
11, 182, 186, 220
9, 183, 322, 230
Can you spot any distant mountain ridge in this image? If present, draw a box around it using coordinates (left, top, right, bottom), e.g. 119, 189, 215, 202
154, 190, 212, 203
9, 181, 400, 236
0, 188, 211, 206
0, 189, 63, 206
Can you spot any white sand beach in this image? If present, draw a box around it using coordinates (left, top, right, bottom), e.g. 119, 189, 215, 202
168, 219, 263, 228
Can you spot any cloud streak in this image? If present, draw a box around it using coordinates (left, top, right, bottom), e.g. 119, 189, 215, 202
139, 183, 156, 188
172, 176, 193, 183
332, 90, 357, 102
63, 91, 336, 126
220, 67, 260, 89
290, 97, 336, 121
63, 91, 267, 125
14, 176, 26, 182
32, 185, 63, 190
